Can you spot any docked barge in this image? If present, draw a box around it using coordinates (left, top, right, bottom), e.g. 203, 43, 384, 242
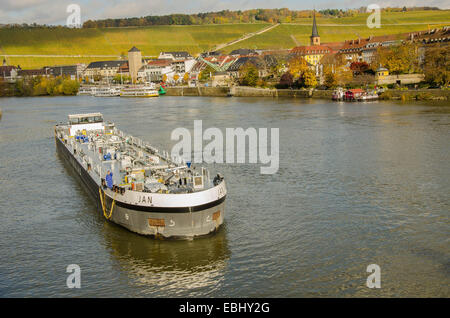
55, 113, 226, 239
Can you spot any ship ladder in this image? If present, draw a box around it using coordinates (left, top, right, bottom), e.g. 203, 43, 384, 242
99, 187, 116, 220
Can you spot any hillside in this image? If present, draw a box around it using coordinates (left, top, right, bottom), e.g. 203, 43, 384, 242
1, 10, 449, 69
0, 24, 268, 68
225, 10, 450, 51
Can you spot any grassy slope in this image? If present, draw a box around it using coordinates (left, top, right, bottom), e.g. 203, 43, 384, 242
0, 24, 268, 68
225, 10, 450, 51
1, 10, 449, 68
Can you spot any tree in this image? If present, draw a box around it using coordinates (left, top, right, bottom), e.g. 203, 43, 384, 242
173, 74, 180, 82
183, 72, 189, 83
62, 79, 79, 95
324, 68, 338, 88
277, 72, 293, 88
239, 64, 259, 87
350, 61, 369, 75
113, 74, 130, 83
199, 65, 215, 82
301, 69, 317, 88
423, 46, 450, 87
335, 66, 353, 86
376, 43, 419, 75
288, 56, 308, 78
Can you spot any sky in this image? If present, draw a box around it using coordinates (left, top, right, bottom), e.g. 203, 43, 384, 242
1, 0, 449, 25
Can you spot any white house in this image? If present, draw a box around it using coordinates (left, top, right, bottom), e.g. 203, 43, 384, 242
138, 59, 174, 82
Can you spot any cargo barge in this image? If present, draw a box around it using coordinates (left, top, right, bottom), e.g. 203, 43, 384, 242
55, 113, 226, 239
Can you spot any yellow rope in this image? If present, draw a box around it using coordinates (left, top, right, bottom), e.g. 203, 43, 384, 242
99, 187, 116, 220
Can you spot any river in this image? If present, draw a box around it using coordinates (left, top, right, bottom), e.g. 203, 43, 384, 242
0, 96, 448, 297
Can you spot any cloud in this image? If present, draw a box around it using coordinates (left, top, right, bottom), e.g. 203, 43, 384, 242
0, 0, 72, 24
0, 0, 448, 25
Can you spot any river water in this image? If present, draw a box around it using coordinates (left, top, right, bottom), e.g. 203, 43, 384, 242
0, 96, 449, 297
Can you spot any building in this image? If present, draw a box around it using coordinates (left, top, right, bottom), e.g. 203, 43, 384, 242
47, 64, 86, 80
310, 10, 320, 46
212, 72, 231, 87
117, 62, 129, 76
339, 35, 403, 63
376, 66, 389, 80
18, 68, 52, 77
0, 65, 19, 82
290, 45, 332, 66
227, 56, 267, 78
128, 46, 142, 83
158, 51, 193, 61
83, 60, 127, 80
410, 27, 450, 46
171, 59, 196, 74
138, 59, 174, 82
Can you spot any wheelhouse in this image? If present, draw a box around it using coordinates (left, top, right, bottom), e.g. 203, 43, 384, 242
67, 113, 104, 136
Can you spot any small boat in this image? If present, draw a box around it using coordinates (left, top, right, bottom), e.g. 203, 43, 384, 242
332, 87, 344, 101
120, 84, 159, 97
94, 86, 121, 97
357, 91, 379, 101
344, 89, 365, 101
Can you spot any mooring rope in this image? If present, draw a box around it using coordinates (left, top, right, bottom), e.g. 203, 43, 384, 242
99, 187, 116, 220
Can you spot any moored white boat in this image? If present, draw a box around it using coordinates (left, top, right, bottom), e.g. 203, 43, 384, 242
332, 87, 344, 101
120, 85, 159, 97
357, 91, 379, 101
78, 86, 97, 96
94, 86, 121, 97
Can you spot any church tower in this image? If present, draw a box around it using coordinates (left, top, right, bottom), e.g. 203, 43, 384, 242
310, 10, 320, 46
128, 46, 142, 84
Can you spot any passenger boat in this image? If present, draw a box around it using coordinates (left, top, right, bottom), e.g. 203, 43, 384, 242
77, 86, 97, 96
94, 86, 121, 97
120, 85, 159, 97
55, 113, 226, 239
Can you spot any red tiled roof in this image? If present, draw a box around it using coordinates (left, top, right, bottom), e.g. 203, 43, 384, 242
291, 45, 332, 55
321, 42, 344, 52
147, 59, 171, 67
340, 33, 409, 51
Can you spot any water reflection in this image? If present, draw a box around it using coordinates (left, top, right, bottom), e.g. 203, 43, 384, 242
101, 221, 230, 296
55, 142, 230, 296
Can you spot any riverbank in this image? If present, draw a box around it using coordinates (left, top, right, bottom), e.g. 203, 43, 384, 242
165, 86, 449, 100
164, 86, 331, 98
379, 89, 450, 101
0, 78, 79, 97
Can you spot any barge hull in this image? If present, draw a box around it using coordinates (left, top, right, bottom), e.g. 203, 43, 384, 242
55, 136, 225, 239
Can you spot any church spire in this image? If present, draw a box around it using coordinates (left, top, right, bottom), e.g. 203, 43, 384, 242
310, 9, 320, 45
312, 10, 319, 37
